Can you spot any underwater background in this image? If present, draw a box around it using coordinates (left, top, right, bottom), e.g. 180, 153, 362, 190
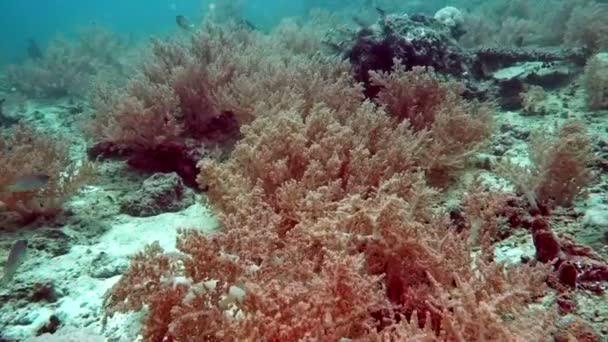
0, 0, 366, 63
1, 0, 608, 341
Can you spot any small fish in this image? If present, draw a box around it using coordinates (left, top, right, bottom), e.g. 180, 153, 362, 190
176, 15, 195, 31
237, 19, 256, 31
27, 39, 43, 60
375, 6, 386, 18
4, 174, 50, 193
322, 41, 345, 54
1, 240, 28, 286
352, 16, 368, 28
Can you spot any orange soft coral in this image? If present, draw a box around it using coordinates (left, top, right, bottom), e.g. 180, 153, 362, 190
0, 126, 93, 224
370, 62, 494, 187
107, 98, 550, 341
104, 18, 558, 342
498, 121, 593, 209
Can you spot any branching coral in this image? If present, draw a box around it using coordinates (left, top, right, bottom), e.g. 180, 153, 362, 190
99, 11, 563, 341
0, 126, 94, 224
369, 62, 494, 187
458, 0, 607, 50
583, 53, 608, 110
498, 121, 594, 209
90, 20, 361, 184
7, 26, 127, 98
198, 102, 437, 241
106, 98, 550, 341
520, 85, 550, 116
92, 20, 361, 144
563, 1, 608, 52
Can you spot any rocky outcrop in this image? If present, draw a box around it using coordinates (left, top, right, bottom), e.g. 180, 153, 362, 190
344, 11, 592, 108
120, 172, 195, 217
346, 13, 471, 97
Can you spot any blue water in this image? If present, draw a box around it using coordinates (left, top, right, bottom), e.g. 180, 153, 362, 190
0, 0, 355, 64
0, 0, 199, 62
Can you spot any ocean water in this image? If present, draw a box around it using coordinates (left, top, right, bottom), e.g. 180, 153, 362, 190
0, 0, 367, 63
1, 0, 607, 341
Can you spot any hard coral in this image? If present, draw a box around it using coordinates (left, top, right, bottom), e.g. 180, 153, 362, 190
347, 12, 470, 98
199, 102, 434, 230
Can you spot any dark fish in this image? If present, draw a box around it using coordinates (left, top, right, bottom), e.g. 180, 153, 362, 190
322, 41, 346, 54
1, 240, 27, 286
176, 15, 195, 31
27, 39, 43, 60
5, 174, 50, 193
0, 98, 16, 128
237, 19, 256, 31
375, 6, 386, 18
352, 15, 368, 28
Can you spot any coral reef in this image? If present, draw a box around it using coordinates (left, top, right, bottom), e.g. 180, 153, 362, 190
563, 1, 608, 52
6, 27, 128, 98
583, 52, 608, 110
89, 20, 361, 185
2, 2, 608, 341
369, 62, 493, 187
345, 12, 470, 97
458, 0, 608, 52
105, 100, 547, 340
0, 126, 94, 225
90, 7, 606, 341
342, 10, 590, 112
498, 121, 593, 210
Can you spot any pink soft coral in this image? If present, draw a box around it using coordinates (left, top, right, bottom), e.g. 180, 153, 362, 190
106, 99, 548, 341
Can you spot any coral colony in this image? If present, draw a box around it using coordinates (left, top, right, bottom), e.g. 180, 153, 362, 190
1, 1, 608, 341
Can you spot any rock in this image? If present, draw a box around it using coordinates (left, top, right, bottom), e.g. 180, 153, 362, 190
0, 98, 19, 128
531, 217, 561, 263
342, 10, 592, 108
89, 251, 126, 279
36, 315, 60, 335
580, 204, 608, 250
492, 61, 579, 109
583, 205, 608, 228
23, 328, 105, 342
30, 283, 59, 303
526, 62, 576, 88
346, 13, 471, 97
120, 172, 195, 217
472, 46, 589, 76
30, 230, 72, 257
492, 61, 577, 88
434, 6, 465, 39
